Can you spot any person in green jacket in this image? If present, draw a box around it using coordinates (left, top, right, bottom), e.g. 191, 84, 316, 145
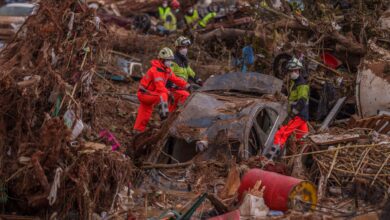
166, 36, 202, 111
264, 57, 310, 161
157, 0, 177, 35
158, 0, 171, 21
171, 36, 202, 86
184, 6, 217, 29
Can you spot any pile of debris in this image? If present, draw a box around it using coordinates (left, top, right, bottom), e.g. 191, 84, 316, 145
0, 0, 389, 219
305, 129, 390, 202
0, 0, 134, 218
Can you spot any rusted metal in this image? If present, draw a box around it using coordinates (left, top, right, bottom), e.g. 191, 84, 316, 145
237, 169, 317, 211
309, 133, 361, 145
356, 41, 390, 118
318, 97, 347, 132
156, 72, 287, 162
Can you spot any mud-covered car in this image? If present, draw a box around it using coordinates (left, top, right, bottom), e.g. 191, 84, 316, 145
156, 72, 288, 163
0, 3, 36, 40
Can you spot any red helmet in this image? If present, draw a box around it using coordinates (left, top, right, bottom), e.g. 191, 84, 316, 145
171, 0, 180, 10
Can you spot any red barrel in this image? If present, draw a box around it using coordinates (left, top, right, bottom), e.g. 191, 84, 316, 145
237, 169, 317, 211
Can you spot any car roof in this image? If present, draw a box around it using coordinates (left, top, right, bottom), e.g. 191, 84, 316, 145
4, 3, 35, 8
200, 72, 283, 95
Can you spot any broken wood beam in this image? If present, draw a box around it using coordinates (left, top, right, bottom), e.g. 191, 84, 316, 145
283, 142, 390, 159
0, 215, 40, 220
349, 115, 390, 134
309, 133, 361, 146
198, 28, 255, 43
205, 17, 254, 31
141, 160, 193, 169
17, 75, 41, 88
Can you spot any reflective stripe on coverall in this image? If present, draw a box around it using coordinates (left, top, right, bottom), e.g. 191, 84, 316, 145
158, 6, 171, 21
134, 59, 187, 132
185, 9, 216, 28
199, 12, 216, 28
158, 6, 177, 32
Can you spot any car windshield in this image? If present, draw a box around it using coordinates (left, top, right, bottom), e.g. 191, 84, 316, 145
0, 5, 34, 16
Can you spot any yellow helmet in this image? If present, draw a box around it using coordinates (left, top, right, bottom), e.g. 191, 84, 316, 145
158, 47, 175, 60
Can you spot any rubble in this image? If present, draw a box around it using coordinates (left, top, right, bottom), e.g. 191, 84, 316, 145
0, 0, 389, 219
301, 129, 390, 204
0, 0, 134, 218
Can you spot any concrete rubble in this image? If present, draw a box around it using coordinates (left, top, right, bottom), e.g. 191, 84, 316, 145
0, 0, 389, 219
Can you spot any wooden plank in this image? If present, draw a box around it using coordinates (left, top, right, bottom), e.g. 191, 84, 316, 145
309, 133, 361, 145
361, 118, 373, 127
349, 115, 390, 134
367, 118, 379, 128
374, 120, 387, 131
381, 123, 390, 134
0, 215, 40, 220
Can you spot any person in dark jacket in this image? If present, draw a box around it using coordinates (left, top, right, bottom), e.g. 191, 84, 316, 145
167, 36, 202, 111
265, 57, 310, 160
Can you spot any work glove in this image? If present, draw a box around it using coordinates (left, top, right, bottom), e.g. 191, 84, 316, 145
287, 107, 298, 120
189, 83, 201, 92
292, 107, 299, 115
209, 5, 219, 13
168, 92, 175, 104
264, 144, 281, 161
195, 78, 203, 86
166, 80, 175, 89
189, 76, 203, 86
196, 140, 208, 152
158, 101, 169, 120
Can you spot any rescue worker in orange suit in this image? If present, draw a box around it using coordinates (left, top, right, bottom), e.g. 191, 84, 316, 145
133, 48, 189, 133
265, 58, 309, 160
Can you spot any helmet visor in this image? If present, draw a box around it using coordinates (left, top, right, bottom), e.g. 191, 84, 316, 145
181, 39, 191, 46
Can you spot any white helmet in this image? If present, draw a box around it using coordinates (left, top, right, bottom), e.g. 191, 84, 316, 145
286, 57, 303, 70
158, 47, 175, 60
175, 36, 191, 47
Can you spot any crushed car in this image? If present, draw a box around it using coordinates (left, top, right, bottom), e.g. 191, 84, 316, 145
155, 72, 288, 163
0, 3, 37, 41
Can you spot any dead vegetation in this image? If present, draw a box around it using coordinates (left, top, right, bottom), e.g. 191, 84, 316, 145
0, 0, 389, 219
0, 0, 133, 218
